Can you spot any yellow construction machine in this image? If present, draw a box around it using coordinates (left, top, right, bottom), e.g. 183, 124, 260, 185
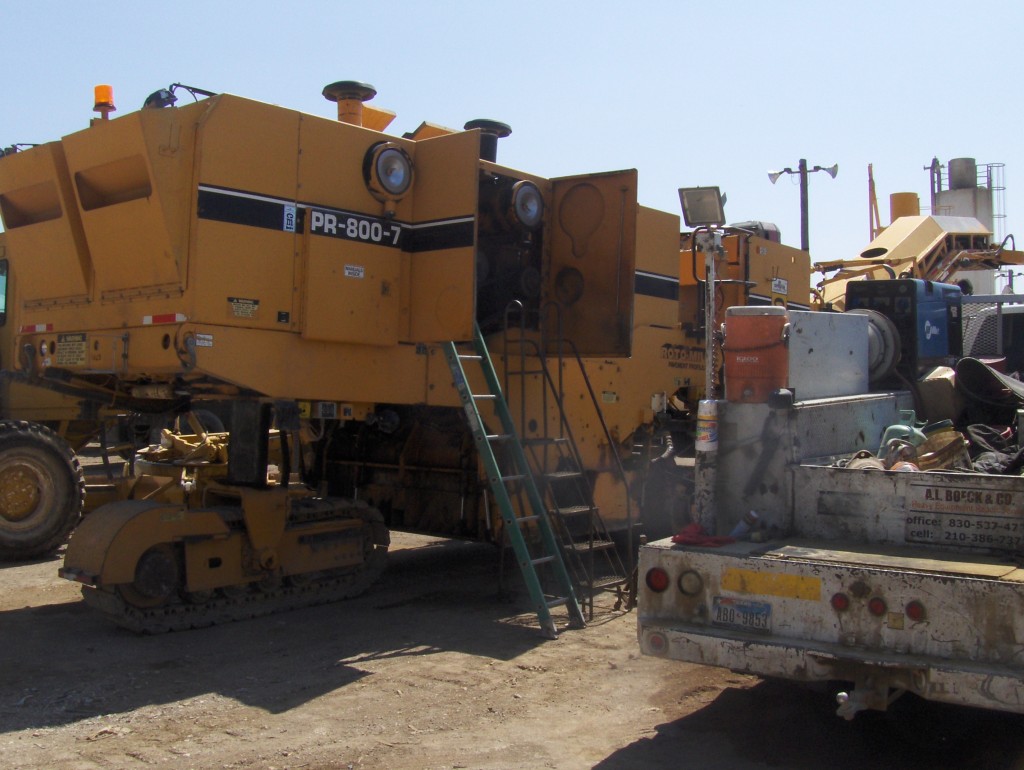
814, 165, 1024, 310
0, 246, 90, 559
0, 80, 808, 632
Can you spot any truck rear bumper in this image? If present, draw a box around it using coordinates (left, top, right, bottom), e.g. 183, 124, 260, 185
638, 618, 1024, 715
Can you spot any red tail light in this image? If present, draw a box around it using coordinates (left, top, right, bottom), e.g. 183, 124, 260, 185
905, 600, 926, 622
867, 597, 887, 616
645, 567, 670, 592
647, 632, 667, 653
830, 592, 850, 612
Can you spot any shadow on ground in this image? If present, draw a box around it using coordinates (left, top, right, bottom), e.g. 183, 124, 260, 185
0, 537, 566, 731
595, 678, 1024, 770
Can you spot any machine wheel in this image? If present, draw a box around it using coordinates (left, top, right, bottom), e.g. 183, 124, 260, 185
117, 543, 182, 609
173, 408, 226, 435
0, 420, 85, 561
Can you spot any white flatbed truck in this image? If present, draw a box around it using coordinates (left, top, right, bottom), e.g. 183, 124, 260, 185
637, 391, 1024, 718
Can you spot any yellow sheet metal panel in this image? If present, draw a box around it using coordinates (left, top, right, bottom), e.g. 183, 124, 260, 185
302, 231, 401, 345
0, 142, 91, 302
360, 105, 396, 133
196, 95, 300, 201
634, 206, 680, 283
549, 169, 638, 356
405, 129, 479, 342
180, 323, 443, 405
296, 114, 410, 343
188, 97, 305, 337
747, 237, 811, 308
193, 218, 299, 332
62, 108, 194, 297
297, 112, 410, 217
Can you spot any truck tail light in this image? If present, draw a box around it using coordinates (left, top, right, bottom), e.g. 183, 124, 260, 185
646, 631, 667, 653
867, 597, 887, 616
645, 567, 670, 593
905, 600, 926, 622
678, 570, 703, 596
830, 592, 850, 612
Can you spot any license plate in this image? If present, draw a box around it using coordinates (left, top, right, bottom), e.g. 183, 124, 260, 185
712, 596, 771, 633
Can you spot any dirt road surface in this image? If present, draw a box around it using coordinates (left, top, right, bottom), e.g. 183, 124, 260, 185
3, 533, 1024, 770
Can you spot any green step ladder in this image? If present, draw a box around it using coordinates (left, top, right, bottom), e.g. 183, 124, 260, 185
444, 324, 586, 639
499, 315, 632, 619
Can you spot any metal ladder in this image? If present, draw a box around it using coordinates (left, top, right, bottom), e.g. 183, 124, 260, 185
500, 314, 631, 619
443, 323, 586, 639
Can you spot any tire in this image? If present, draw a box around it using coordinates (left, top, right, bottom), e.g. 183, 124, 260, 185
0, 420, 86, 560
174, 409, 226, 435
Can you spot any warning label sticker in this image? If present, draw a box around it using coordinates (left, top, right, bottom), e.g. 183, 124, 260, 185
55, 333, 87, 367
228, 297, 259, 319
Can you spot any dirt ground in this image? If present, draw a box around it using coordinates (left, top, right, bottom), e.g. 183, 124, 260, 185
3, 533, 1024, 770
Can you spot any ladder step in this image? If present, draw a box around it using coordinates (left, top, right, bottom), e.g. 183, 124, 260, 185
546, 470, 583, 481
443, 328, 586, 634
582, 575, 627, 591
563, 539, 617, 553
521, 437, 569, 447
553, 505, 594, 518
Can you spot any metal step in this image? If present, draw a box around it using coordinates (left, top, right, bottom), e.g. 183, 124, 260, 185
443, 324, 585, 638
562, 539, 617, 554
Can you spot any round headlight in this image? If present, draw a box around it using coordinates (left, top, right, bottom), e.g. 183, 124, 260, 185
376, 148, 412, 195
511, 180, 543, 230
365, 143, 414, 201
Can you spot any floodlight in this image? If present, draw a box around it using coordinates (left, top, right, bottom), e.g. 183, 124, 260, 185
678, 186, 725, 227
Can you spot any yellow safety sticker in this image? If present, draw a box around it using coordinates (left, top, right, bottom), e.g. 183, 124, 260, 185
720, 568, 821, 601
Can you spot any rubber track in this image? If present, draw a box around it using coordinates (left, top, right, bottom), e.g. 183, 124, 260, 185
81, 547, 388, 634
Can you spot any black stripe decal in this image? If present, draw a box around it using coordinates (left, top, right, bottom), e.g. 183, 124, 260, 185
748, 293, 811, 310
198, 188, 305, 233
197, 186, 474, 253
635, 271, 679, 301
404, 219, 475, 252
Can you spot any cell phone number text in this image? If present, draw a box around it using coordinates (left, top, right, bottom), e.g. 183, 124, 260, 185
906, 512, 1024, 549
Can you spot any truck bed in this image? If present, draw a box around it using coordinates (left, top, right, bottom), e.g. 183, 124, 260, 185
638, 534, 1024, 714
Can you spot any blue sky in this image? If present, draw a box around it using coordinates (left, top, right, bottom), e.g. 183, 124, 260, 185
3, 0, 1021, 268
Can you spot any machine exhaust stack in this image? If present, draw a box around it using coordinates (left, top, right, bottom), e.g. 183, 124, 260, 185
322, 80, 377, 126
889, 191, 920, 221
464, 119, 511, 162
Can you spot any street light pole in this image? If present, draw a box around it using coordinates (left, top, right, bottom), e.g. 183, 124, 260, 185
768, 159, 838, 253
798, 158, 809, 252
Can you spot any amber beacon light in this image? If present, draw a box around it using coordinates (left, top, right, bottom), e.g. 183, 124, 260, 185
93, 84, 116, 119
